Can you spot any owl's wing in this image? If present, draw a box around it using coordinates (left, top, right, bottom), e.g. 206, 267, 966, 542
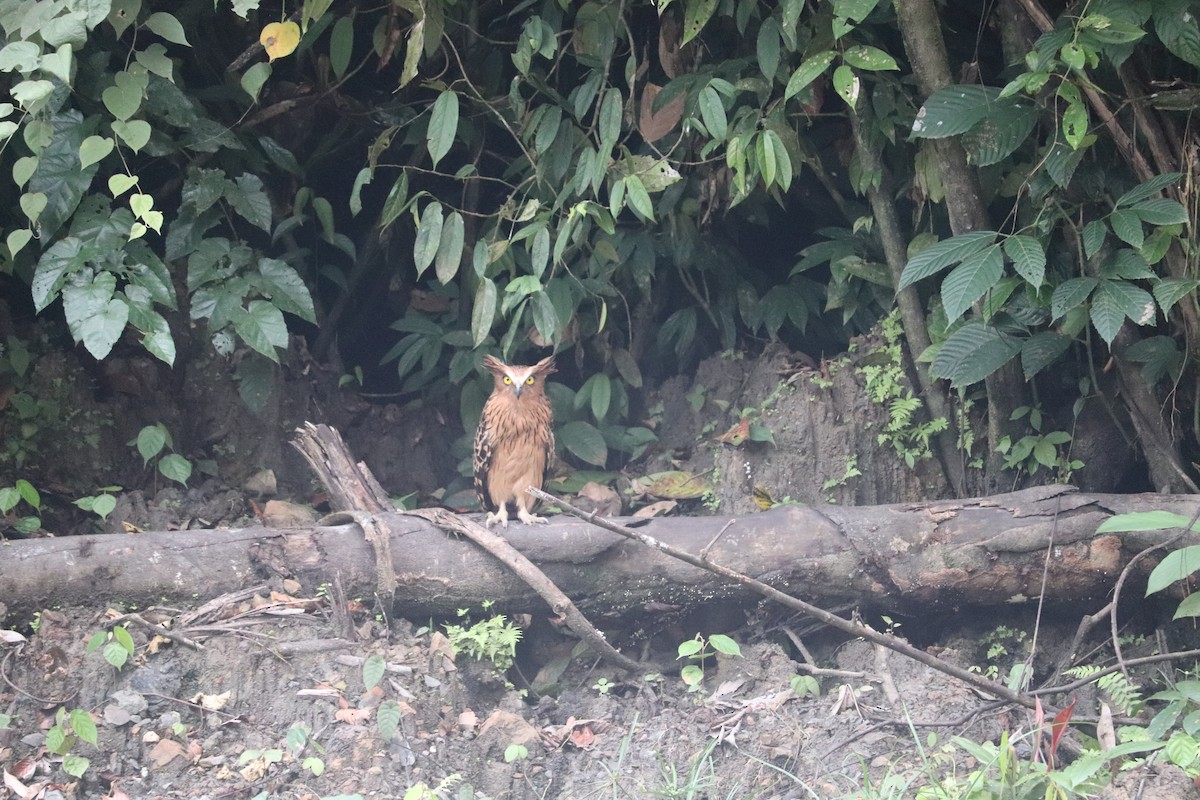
472, 412, 496, 512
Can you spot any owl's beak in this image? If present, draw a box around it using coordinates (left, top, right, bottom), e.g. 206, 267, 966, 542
512, 385, 523, 398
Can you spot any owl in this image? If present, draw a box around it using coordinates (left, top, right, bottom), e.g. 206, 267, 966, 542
472, 354, 556, 527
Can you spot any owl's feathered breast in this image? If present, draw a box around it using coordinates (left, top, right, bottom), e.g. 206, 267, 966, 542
472, 384, 555, 512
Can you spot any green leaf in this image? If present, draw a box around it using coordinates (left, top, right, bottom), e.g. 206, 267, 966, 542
158, 453, 192, 486
234, 299, 289, 361
930, 320, 1021, 387
1153, 278, 1200, 316
427, 90, 459, 168
70, 709, 98, 746
1173, 593, 1200, 620
16, 479, 40, 510
586, 373, 611, 421
435, 211, 464, 284
79, 136, 115, 170
62, 753, 90, 778
911, 85, 1001, 138
330, 16, 354, 79
708, 633, 742, 656
756, 18, 780, 80
1051, 277, 1098, 320
698, 85, 727, 141
677, 639, 704, 658
598, 88, 621, 148
1003, 235, 1046, 288
1131, 198, 1189, 225
832, 64, 858, 108
137, 424, 168, 464
135, 44, 174, 80
62, 274, 130, 360
1020, 332, 1071, 380
681, 0, 718, 45
241, 61, 272, 101
963, 101, 1037, 166
1109, 209, 1144, 248
531, 290, 559, 343
530, 226, 550, 278
898, 230, 996, 290
785, 51, 837, 100
228, 174, 274, 232
941, 245, 1003, 322
1081, 221, 1106, 260
1156, 10, 1200, 67
413, 201, 444, 277
471, 278, 497, 346
1114, 172, 1182, 207
362, 653, 386, 690
842, 45, 898, 71
559, 420, 608, 466
1061, 96, 1088, 149
624, 175, 654, 221
1146, 545, 1200, 596
144, 12, 190, 46
1089, 282, 1127, 344
257, 258, 316, 322
112, 119, 152, 152
1096, 279, 1156, 333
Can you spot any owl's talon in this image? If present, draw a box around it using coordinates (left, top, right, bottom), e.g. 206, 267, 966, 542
517, 509, 547, 525
485, 507, 510, 528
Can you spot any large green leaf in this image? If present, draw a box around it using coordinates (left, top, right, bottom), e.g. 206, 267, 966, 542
257, 258, 316, 322
1131, 197, 1189, 225
29, 111, 99, 239
785, 51, 837, 100
1109, 209, 1143, 248
1153, 278, 1200, 316
435, 211, 464, 284
471, 278, 497, 346
32, 236, 95, 311
62, 272, 130, 359
940, 245, 1003, 322
1050, 277, 1098, 320
413, 201, 444, 277
427, 90, 458, 168
1156, 9, 1200, 67
681, 0, 718, 45
911, 85, 1002, 139
1020, 332, 1071, 380
1114, 171, 1183, 207
228, 174, 273, 232
898, 230, 996, 290
1002, 235, 1045, 288
233, 299, 288, 361
962, 100, 1036, 166
559, 420, 608, 466
698, 84, 727, 141
1145, 545, 1200, 596
930, 320, 1021, 387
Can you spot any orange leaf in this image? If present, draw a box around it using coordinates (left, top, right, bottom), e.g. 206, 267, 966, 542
260, 21, 300, 62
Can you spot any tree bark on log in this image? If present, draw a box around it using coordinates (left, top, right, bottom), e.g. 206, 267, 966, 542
3, 487, 1198, 624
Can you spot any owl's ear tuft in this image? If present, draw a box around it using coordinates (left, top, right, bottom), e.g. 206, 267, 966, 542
533, 356, 556, 375
481, 355, 506, 374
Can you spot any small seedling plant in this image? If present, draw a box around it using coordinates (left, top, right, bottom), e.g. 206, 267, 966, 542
46, 707, 98, 778
0, 479, 42, 534
86, 624, 136, 669
442, 601, 523, 672
677, 633, 741, 692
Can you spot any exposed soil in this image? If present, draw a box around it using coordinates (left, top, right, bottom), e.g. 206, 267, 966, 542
2, 580, 1195, 800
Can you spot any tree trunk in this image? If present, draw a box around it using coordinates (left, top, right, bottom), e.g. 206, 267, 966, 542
894, 0, 1030, 491
2, 487, 1195, 624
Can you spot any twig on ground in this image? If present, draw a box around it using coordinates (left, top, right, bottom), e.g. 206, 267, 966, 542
405, 506, 650, 674
532, 487, 1043, 711
104, 612, 204, 650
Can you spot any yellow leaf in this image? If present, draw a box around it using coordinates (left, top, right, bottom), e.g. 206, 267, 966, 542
260, 21, 301, 62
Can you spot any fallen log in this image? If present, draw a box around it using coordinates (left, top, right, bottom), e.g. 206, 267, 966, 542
2, 486, 1198, 624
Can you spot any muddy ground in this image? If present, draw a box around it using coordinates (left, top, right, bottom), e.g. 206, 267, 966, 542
2, 577, 1196, 800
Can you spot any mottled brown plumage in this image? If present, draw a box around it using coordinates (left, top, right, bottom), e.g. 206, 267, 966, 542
472, 354, 556, 527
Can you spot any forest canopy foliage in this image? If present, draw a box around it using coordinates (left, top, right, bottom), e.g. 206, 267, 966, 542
0, 0, 1197, 490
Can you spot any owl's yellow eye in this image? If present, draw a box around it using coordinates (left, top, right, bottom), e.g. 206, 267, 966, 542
525, 376, 535, 385
503, 376, 512, 385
